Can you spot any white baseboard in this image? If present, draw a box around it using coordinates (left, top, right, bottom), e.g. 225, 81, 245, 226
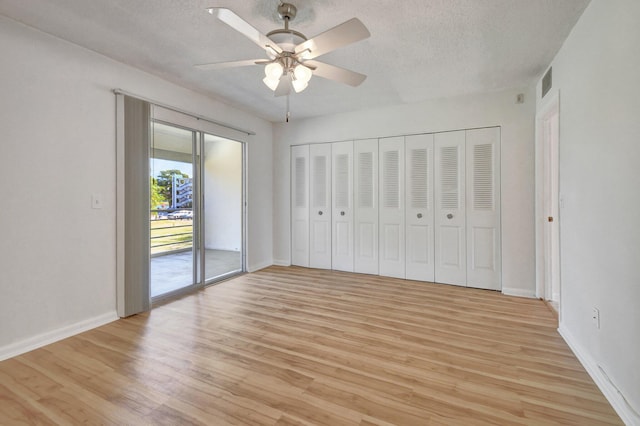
0, 311, 119, 362
501, 287, 536, 298
559, 324, 640, 425
273, 259, 291, 266
247, 260, 273, 273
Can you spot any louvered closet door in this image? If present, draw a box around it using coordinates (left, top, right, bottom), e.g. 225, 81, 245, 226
291, 145, 310, 267
379, 137, 405, 278
309, 143, 332, 269
434, 131, 466, 286
354, 139, 378, 275
405, 134, 435, 282
332, 141, 354, 272
466, 127, 501, 290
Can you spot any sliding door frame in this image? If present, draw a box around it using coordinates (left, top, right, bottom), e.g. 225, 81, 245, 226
198, 131, 247, 286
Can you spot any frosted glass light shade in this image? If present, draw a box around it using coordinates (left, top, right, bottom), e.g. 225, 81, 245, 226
294, 64, 312, 83
292, 78, 308, 93
263, 76, 280, 91
265, 62, 284, 79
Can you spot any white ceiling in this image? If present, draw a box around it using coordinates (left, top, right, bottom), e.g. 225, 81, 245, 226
0, 0, 590, 122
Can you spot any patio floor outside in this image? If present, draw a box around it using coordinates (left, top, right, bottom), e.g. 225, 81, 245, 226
151, 249, 242, 297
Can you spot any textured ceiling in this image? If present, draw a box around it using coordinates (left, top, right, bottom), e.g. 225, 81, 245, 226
0, 0, 590, 122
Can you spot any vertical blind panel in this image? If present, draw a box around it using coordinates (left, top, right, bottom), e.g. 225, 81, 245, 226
440, 146, 459, 209
358, 152, 374, 208
313, 155, 327, 208
334, 153, 349, 209
118, 95, 151, 317
473, 143, 494, 210
295, 157, 306, 208
410, 148, 429, 209
383, 150, 400, 209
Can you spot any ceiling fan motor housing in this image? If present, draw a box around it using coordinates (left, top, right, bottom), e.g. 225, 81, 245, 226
277, 3, 297, 21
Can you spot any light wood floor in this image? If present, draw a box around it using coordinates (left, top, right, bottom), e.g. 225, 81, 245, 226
0, 266, 622, 425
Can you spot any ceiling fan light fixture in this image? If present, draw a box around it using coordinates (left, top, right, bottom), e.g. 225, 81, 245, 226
263, 76, 280, 91
265, 62, 284, 79
292, 78, 308, 93
293, 64, 312, 84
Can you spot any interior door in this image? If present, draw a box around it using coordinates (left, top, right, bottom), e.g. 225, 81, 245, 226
405, 134, 435, 282
379, 137, 405, 278
332, 141, 354, 272
543, 113, 560, 302
291, 145, 309, 267
466, 128, 501, 290
309, 143, 332, 269
434, 131, 466, 286
354, 139, 379, 275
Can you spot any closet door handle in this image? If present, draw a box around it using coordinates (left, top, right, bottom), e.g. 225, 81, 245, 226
318, 210, 323, 216
340, 211, 345, 216
447, 213, 453, 219
417, 213, 423, 219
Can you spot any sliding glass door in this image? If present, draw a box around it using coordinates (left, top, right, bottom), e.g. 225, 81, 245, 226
150, 122, 196, 297
202, 134, 243, 282
149, 121, 244, 299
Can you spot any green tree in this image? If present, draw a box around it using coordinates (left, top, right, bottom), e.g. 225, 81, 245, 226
155, 169, 189, 206
150, 177, 166, 209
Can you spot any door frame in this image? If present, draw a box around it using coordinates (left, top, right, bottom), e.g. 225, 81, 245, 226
535, 90, 561, 309
198, 131, 247, 286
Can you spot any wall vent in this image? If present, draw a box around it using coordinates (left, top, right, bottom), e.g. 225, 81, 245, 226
542, 67, 552, 98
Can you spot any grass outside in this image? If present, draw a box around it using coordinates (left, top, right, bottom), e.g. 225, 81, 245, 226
151, 219, 193, 255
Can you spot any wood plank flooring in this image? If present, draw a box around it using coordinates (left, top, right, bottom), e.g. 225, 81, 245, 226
0, 266, 622, 425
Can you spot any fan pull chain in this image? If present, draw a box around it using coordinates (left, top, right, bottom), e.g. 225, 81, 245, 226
286, 95, 291, 122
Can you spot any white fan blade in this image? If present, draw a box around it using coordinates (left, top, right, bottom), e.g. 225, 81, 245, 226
208, 8, 282, 54
274, 74, 292, 97
295, 18, 369, 60
305, 60, 367, 87
195, 59, 264, 70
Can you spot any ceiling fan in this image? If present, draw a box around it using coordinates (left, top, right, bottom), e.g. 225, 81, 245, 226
196, 2, 370, 97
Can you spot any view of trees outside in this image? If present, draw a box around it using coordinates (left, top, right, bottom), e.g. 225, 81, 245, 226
150, 168, 193, 254
151, 169, 190, 210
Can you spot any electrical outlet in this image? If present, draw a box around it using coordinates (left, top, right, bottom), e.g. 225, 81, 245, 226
592, 307, 600, 329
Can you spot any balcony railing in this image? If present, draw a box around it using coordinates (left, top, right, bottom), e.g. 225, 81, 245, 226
150, 210, 193, 255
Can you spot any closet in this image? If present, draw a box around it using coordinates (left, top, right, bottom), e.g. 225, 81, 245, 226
291, 127, 501, 290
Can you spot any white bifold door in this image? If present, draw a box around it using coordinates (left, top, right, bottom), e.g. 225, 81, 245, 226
405, 134, 435, 282
434, 131, 467, 286
378, 137, 405, 278
291, 128, 500, 290
433, 129, 501, 289
354, 139, 378, 275
465, 127, 501, 290
291, 145, 309, 267
332, 141, 354, 272
309, 143, 332, 269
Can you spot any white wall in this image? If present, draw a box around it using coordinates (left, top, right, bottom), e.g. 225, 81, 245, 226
536, 0, 640, 421
204, 138, 242, 251
0, 16, 273, 356
273, 87, 536, 296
